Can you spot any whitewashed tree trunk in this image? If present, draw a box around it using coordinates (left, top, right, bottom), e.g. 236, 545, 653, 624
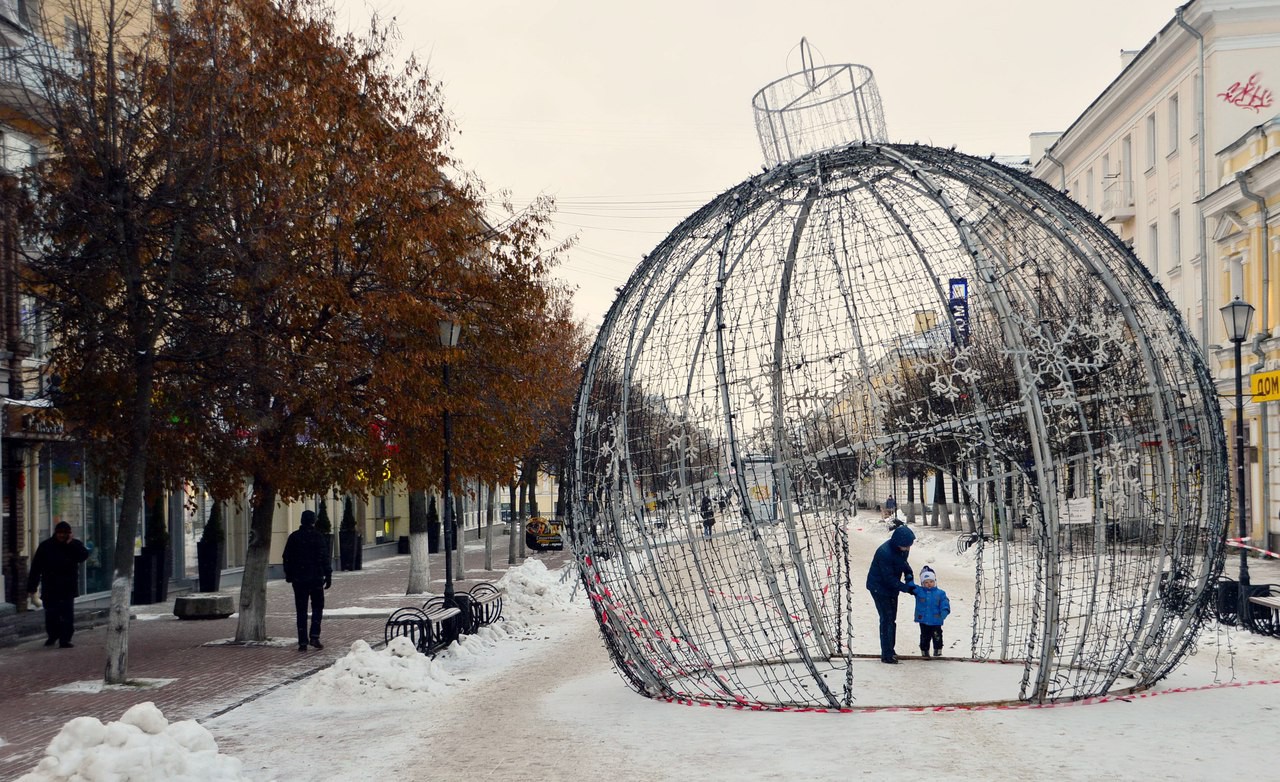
484, 483, 494, 571
517, 478, 528, 558
453, 494, 464, 582
406, 489, 431, 594
105, 375, 153, 684
104, 576, 132, 684
508, 480, 518, 564
235, 476, 277, 642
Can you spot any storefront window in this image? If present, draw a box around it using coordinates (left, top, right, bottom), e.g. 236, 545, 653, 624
84, 475, 117, 594
32, 444, 117, 594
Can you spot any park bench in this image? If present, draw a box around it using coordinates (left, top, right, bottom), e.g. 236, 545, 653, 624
1215, 577, 1280, 634
384, 598, 461, 656
1247, 586, 1280, 636
385, 580, 504, 654
466, 582, 504, 631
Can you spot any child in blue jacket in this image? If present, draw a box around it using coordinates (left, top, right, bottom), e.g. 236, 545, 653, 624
914, 565, 950, 658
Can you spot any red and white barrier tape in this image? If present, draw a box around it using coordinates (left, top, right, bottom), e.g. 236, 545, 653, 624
659, 677, 1280, 714
1227, 538, 1280, 560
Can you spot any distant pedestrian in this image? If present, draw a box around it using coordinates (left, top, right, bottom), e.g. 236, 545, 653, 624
883, 494, 897, 518
700, 494, 715, 540
27, 521, 90, 648
283, 510, 332, 651
913, 565, 950, 658
865, 525, 916, 663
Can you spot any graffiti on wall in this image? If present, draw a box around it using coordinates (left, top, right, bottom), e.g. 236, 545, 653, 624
1218, 72, 1274, 112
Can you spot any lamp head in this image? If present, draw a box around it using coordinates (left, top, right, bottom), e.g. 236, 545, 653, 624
437, 318, 462, 348
1220, 297, 1255, 344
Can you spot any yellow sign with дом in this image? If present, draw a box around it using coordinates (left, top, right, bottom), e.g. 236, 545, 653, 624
1251, 369, 1280, 402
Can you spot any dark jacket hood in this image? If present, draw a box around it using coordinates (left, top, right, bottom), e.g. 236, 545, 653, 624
890, 525, 915, 548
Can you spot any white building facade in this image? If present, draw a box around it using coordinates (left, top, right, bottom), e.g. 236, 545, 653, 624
1031, 0, 1280, 552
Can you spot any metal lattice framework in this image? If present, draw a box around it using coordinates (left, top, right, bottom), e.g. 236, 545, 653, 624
569, 140, 1229, 708
752, 39, 888, 167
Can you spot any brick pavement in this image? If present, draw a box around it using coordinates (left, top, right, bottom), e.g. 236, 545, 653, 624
0, 537, 572, 780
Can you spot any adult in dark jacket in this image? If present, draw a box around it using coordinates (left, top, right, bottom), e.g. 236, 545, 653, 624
700, 494, 715, 540
865, 524, 916, 664
283, 510, 332, 651
27, 521, 90, 648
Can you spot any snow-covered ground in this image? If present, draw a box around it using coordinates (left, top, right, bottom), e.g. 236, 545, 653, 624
18, 518, 1280, 781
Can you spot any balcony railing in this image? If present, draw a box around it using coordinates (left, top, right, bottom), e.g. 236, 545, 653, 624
0, 39, 70, 96
1101, 178, 1135, 224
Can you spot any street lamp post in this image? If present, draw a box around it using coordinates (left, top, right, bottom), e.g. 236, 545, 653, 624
1220, 296, 1255, 626
439, 318, 462, 606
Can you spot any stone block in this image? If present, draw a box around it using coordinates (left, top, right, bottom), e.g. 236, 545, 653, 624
173, 593, 235, 620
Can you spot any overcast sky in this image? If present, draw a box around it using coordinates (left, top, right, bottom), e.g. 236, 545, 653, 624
333, 0, 1185, 328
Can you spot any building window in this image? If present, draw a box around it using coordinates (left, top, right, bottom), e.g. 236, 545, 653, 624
1170, 209, 1181, 267
1230, 254, 1244, 298
64, 17, 86, 52
1149, 222, 1159, 274
19, 293, 47, 358
1122, 135, 1133, 184
1168, 94, 1179, 153
1086, 167, 1095, 210
1145, 113, 1157, 169
1102, 153, 1111, 178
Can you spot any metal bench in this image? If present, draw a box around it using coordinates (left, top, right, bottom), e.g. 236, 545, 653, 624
385, 580, 504, 653
468, 582, 504, 631
1247, 586, 1280, 636
384, 599, 461, 655
1215, 578, 1280, 634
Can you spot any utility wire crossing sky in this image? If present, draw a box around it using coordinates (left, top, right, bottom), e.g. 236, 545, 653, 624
336, 0, 1185, 327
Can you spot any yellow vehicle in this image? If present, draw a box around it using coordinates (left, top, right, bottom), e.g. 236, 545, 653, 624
525, 517, 564, 551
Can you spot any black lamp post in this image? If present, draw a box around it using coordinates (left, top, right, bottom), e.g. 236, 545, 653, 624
439, 318, 462, 603
1220, 296, 1255, 624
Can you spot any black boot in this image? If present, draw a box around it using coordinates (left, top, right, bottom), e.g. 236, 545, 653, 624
309, 637, 323, 650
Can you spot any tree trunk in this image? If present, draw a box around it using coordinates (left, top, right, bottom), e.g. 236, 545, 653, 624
508, 480, 518, 564
962, 464, 977, 533
453, 494, 464, 582
104, 361, 155, 684
484, 483, 494, 571
517, 476, 528, 558
235, 472, 277, 642
555, 465, 567, 521
933, 471, 946, 529
406, 489, 431, 594
104, 457, 145, 684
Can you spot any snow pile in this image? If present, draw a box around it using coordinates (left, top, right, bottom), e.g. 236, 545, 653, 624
302, 636, 455, 698
298, 559, 581, 701
493, 557, 580, 616
18, 702, 245, 782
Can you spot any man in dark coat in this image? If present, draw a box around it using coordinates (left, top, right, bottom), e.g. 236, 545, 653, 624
865, 524, 916, 664
699, 494, 715, 540
283, 510, 332, 651
27, 521, 90, 648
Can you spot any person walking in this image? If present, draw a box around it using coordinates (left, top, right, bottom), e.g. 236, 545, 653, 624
283, 510, 332, 651
700, 494, 716, 540
865, 524, 916, 664
27, 521, 90, 648
913, 565, 950, 658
